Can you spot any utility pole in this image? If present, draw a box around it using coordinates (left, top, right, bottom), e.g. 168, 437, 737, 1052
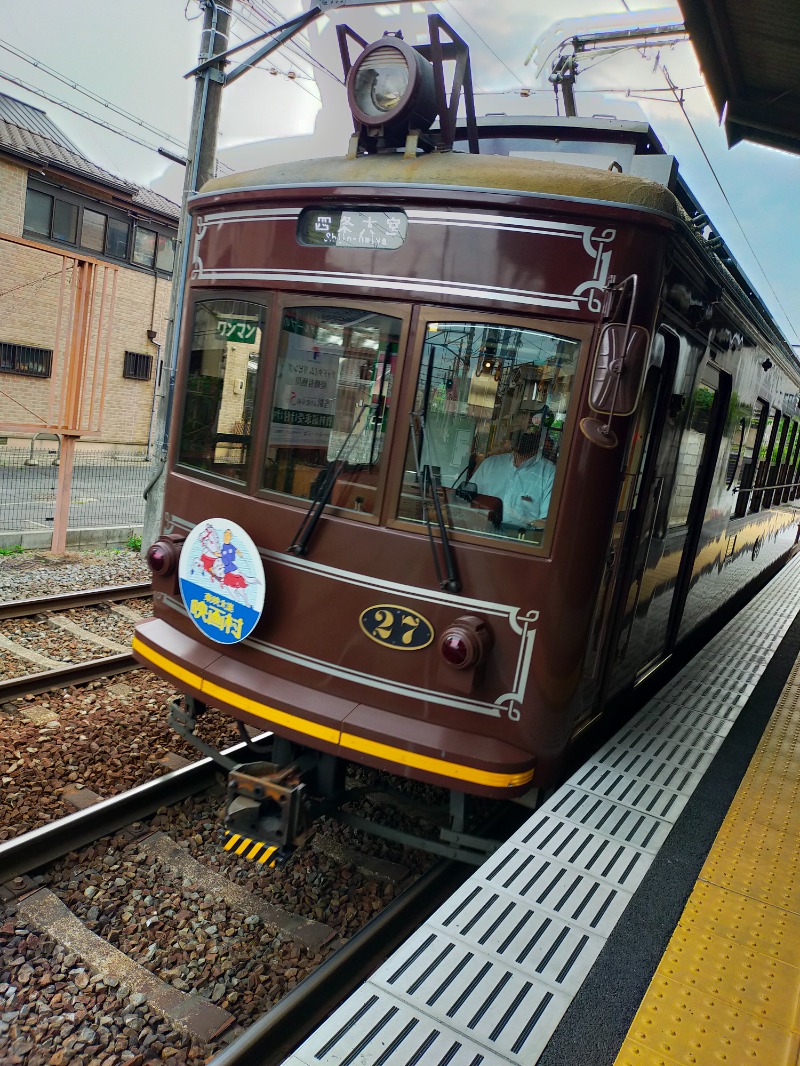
141, 0, 419, 552
142, 0, 232, 551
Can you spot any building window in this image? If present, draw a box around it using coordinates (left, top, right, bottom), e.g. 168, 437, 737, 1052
81, 209, 106, 252
156, 233, 176, 273
123, 351, 153, 381
24, 179, 176, 275
23, 189, 53, 236
133, 227, 157, 268
0, 342, 53, 378
52, 200, 78, 244
106, 217, 130, 259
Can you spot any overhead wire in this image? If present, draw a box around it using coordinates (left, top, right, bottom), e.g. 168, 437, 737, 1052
0, 36, 188, 150
0, 69, 171, 156
444, 0, 526, 90
227, 4, 321, 101
0, 32, 237, 177
661, 63, 799, 342
243, 0, 344, 86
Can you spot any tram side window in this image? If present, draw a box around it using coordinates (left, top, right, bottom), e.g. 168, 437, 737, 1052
666, 383, 717, 529
763, 415, 789, 509
731, 399, 767, 517
778, 420, 798, 504
787, 422, 800, 501
177, 299, 264, 481
397, 320, 580, 546
262, 306, 400, 515
749, 409, 778, 513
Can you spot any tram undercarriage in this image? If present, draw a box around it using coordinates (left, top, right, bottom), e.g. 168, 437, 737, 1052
170, 696, 524, 867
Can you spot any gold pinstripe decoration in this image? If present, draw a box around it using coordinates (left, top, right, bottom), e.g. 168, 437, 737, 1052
222, 831, 279, 867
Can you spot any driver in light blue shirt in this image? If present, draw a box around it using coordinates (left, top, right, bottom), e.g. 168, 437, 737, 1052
471, 411, 556, 533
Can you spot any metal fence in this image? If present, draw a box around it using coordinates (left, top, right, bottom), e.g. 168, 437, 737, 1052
0, 444, 152, 534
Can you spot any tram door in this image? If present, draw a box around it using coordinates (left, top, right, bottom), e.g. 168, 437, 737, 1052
609, 341, 728, 686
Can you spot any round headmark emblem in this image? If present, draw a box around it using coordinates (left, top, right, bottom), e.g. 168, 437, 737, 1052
179, 519, 265, 644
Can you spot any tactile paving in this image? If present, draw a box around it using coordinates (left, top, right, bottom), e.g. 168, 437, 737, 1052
285, 555, 800, 1066
614, 584, 800, 1065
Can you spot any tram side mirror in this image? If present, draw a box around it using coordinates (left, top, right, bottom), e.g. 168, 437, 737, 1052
589, 324, 650, 415
581, 324, 650, 449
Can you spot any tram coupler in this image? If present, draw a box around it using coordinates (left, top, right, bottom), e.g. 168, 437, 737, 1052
225, 761, 314, 857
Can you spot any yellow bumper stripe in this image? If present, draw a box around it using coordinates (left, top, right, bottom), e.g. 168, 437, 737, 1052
134, 640, 533, 791
132, 636, 205, 691
202, 680, 341, 746
340, 732, 535, 790
223, 833, 240, 852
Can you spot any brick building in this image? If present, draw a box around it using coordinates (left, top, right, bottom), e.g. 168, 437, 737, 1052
0, 92, 179, 449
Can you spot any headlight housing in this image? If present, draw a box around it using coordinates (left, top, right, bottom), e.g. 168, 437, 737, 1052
347, 37, 437, 141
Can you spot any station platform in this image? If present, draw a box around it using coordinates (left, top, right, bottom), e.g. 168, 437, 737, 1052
282, 553, 800, 1066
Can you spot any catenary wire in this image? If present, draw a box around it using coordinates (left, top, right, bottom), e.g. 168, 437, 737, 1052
444, 0, 526, 89
0, 37, 188, 150
228, 5, 321, 100
0, 69, 171, 156
662, 63, 799, 343
244, 0, 344, 86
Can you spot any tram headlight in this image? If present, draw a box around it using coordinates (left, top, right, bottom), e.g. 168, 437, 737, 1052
347, 37, 437, 135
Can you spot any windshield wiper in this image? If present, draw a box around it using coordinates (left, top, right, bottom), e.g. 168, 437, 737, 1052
409, 411, 462, 594
288, 402, 372, 556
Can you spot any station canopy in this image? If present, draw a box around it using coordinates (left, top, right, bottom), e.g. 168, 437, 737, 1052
679, 0, 800, 155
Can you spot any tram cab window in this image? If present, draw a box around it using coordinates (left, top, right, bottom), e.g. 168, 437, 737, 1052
398, 321, 580, 546
177, 299, 264, 481
262, 306, 400, 514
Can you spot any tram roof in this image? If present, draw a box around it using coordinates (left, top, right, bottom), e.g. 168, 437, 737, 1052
199, 151, 681, 218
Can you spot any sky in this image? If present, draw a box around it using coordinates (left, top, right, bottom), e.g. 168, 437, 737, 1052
2, 0, 799, 345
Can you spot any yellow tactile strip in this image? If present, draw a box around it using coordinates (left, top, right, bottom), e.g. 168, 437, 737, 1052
614, 654, 800, 1066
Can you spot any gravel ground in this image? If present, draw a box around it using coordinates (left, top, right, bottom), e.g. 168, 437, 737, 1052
0, 549, 240, 841
0, 603, 146, 679
0, 550, 446, 1065
0, 673, 240, 843
0, 550, 150, 603
0, 617, 112, 665
0, 927, 208, 1065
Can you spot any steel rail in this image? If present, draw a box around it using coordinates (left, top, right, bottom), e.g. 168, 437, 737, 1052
206, 858, 471, 1066
0, 743, 251, 882
0, 582, 151, 621
0, 653, 138, 702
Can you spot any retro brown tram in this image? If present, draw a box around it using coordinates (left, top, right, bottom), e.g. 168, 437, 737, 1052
133, 20, 800, 862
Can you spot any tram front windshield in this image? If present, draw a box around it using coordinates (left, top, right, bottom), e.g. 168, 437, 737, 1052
399, 321, 580, 546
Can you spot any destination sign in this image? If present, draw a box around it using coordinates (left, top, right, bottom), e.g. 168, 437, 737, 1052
298, 209, 407, 250
216, 319, 259, 343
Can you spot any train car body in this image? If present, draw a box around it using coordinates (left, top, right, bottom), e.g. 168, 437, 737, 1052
133, 103, 800, 858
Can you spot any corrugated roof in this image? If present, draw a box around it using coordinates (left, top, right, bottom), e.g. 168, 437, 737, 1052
0, 116, 136, 193
0, 91, 82, 154
0, 91, 180, 221
679, 0, 800, 154
131, 186, 181, 219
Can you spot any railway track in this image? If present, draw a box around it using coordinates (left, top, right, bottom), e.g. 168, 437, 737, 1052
0, 583, 150, 701
0, 750, 468, 1065
0, 578, 494, 1062
0, 582, 151, 622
